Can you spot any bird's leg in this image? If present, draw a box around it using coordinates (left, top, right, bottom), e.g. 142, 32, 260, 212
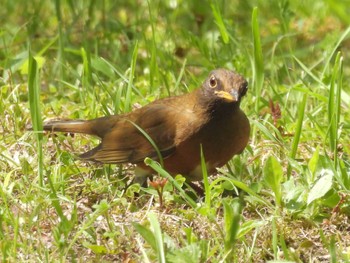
186, 181, 204, 197
133, 166, 152, 187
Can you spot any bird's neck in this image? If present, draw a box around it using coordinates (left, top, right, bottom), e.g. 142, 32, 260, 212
211, 102, 240, 119
195, 89, 240, 117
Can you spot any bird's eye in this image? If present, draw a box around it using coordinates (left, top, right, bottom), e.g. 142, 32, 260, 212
209, 76, 217, 88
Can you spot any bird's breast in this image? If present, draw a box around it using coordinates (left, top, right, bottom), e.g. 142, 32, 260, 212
162, 108, 250, 180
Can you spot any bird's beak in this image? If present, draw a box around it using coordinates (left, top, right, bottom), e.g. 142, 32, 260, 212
214, 90, 239, 102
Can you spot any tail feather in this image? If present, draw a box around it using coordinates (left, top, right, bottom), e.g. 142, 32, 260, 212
42, 120, 96, 135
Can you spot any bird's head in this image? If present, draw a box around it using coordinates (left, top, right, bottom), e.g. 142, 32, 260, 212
201, 69, 248, 107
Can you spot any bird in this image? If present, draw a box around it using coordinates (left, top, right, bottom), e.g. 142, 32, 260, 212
38, 69, 250, 185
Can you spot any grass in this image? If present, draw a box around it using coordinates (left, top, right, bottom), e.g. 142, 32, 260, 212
1, 0, 350, 262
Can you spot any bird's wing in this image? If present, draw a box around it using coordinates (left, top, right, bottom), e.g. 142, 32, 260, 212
79, 104, 181, 164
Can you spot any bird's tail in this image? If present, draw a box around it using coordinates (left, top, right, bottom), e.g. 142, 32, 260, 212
41, 120, 96, 135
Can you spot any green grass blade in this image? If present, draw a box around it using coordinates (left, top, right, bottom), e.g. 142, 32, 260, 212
81, 47, 95, 112
127, 120, 164, 167
148, 212, 166, 263
125, 41, 138, 113
147, 0, 159, 92
263, 156, 283, 208
81, 47, 93, 90
251, 7, 264, 113
328, 52, 343, 167
251, 119, 283, 144
271, 216, 278, 259
329, 235, 337, 263
174, 58, 187, 92
288, 93, 307, 178
210, 1, 229, 44
328, 56, 336, 153
293, 56, 325, 87
133, 222, 157, 251
321, 26, 350, 76
335, 55, 343, 167
27, 51, 43, 186
223, 198, 241, 261
54, 0, 65, 84
200, 145, 211, 210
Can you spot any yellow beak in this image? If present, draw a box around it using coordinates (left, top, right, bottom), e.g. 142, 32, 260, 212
214, 90, 239, 102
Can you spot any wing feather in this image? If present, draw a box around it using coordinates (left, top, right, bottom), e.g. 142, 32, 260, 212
79, 104, 179, 163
